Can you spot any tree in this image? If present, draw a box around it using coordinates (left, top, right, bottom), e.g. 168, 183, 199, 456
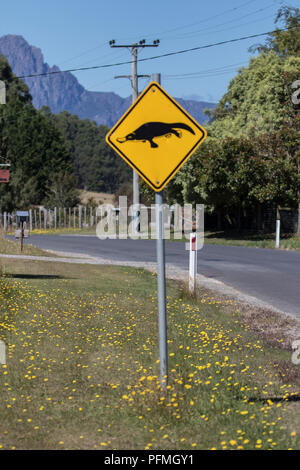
171, 6, 300, 231
209, 52, 300, 139
0, 57, 75, 211
44, 172, 80, 208
249, 6, 300, 57
45, 110, 131, 194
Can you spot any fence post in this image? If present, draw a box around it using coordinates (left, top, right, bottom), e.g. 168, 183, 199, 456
29, 209, 32, 232
79, 205, 82, 229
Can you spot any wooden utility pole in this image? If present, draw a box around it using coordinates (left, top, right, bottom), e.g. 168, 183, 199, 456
109, 39, 160, 232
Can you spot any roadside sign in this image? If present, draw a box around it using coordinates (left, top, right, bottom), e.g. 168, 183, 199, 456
0, 169, 9, 183
106, 81, 207, 191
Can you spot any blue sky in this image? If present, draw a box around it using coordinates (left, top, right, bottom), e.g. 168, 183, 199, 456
1, 0, 296, 103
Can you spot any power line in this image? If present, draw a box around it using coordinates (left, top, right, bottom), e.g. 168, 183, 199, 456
165, 62, 247, 76
166, 2, 277, 40
124, 0, 260, 41
14, 27, 297, 81
164, 62, 247, 79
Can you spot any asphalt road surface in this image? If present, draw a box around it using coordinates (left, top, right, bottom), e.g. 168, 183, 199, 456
18, 234, 300, 318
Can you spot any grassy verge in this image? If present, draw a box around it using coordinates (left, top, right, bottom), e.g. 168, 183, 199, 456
1, 259, 300, 450
6, 227, 97, 236
0, 234, 56, 257
14, 226, 300, 252
204, 231, 300, 251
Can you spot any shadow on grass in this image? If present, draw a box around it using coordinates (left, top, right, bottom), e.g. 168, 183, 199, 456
7, 274, 69, 280
205, 231, 275, 241
206, 231, 297, 241
248, 395, 300, 403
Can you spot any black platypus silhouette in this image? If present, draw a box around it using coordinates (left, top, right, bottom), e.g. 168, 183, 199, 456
116, 121, 195, 148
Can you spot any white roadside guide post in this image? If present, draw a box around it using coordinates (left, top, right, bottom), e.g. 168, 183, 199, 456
189, 232, 197, 294
275, 219, 280, 249
275, 209, 280, 249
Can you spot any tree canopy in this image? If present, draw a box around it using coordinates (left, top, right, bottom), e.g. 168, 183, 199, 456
170, 6, 300, 231
249, 5, 300, 57
44, 110, 131, 194
0, 56, 76, 211
208, 52, 300, 139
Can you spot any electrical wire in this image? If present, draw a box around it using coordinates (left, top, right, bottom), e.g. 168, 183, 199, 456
163, 62, 247, 79
122, 0, 261, 41
166, 2, 277, 40
14, 27, 297, 81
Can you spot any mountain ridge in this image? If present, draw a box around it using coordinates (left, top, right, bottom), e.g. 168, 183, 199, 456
0, 34, 216, 127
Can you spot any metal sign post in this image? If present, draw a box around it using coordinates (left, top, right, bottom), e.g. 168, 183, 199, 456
155, 189, 168, 391
16, 211, 29, 252
152, 73, 168, 391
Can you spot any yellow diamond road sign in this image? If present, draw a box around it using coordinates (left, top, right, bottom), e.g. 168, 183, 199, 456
106, 82, 207, 191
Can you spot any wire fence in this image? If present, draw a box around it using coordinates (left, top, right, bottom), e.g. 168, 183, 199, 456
0, 205, 299, 235
0, 206, 100, 232
203, 206, 300, 235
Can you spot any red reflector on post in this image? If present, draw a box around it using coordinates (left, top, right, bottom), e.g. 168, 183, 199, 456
0, 170, 9, 182
191, 234, 196, 251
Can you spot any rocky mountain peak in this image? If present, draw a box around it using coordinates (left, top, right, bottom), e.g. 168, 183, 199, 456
0, 35, 216, 126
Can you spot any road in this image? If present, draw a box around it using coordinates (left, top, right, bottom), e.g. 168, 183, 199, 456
18, 234, 300, 317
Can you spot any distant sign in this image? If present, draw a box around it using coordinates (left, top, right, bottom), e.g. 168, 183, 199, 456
0, 169, 9, 183
106, 82, 207, 191
16, 211, 29, 217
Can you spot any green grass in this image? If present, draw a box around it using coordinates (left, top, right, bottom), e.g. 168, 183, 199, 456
8, 226, 97, 236
203, 231, 300, 251
15, 225, 300, 252
0, 259, 300, 450
0, 234, 56, 257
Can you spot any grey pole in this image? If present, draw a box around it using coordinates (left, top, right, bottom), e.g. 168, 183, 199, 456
152, 73, 168, 391
132, 45, 140, 233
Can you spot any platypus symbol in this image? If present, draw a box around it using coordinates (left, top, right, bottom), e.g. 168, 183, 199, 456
116, 121, 195, 148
